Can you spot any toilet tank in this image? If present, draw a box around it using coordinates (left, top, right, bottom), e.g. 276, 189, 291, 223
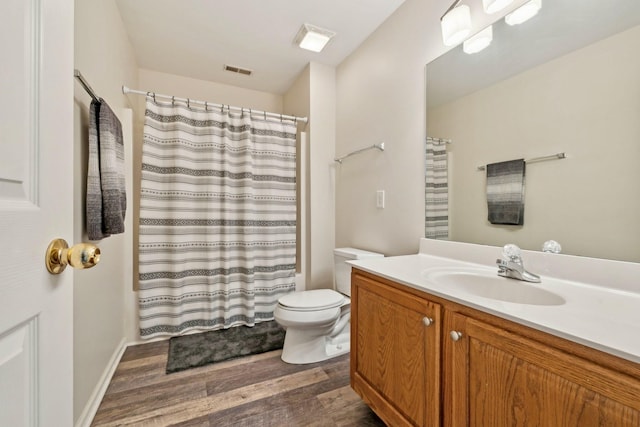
334, 248, 384, 296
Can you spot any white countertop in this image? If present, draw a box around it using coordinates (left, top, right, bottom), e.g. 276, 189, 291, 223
349, 239, 640, 364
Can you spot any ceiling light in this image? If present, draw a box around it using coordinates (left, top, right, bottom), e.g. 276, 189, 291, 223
482, 0, 514, 14
441, 2, 472, 47
294, 23, 336, 53
463, 25, 493, 54
505, 0, 542, 26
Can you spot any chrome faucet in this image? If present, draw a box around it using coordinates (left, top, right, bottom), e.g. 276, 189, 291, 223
496, 244, 541, 283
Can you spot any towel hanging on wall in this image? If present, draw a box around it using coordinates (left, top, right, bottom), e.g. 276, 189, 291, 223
86, 99, 126, 240
486, 159, 525, 225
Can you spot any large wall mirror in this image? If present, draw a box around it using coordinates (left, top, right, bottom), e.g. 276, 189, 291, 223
426, 0, 640, 262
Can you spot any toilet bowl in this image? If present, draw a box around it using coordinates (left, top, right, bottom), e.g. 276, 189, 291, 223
274, 248, 383, 364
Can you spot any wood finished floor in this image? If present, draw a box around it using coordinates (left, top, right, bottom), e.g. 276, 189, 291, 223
91, 340, 385, 427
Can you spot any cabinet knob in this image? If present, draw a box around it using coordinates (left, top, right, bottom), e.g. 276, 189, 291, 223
450, 331, 463, 341
422, 317, 434, 327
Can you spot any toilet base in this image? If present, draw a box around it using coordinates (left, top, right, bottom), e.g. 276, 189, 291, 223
280, 327, 350, 364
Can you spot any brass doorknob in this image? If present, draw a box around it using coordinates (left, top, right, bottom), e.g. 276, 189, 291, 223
45, 238, 100, 274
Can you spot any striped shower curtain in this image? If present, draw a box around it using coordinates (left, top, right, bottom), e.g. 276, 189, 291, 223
425, 137, 449, 239
138, 98, 297, 338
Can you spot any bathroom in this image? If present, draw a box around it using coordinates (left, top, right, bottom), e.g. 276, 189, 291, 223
1, 0, 638, 425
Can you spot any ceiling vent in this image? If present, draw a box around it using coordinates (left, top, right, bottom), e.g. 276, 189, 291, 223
223, 64, 253, 76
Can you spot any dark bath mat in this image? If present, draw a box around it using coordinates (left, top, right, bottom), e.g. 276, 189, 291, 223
166, 321, 285, 374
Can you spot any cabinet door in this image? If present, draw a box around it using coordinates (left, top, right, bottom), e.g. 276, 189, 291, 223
444, 311, 640, 427
352, 274, 441, 427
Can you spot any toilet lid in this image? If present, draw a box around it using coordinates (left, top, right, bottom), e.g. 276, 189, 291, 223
278, 289, 345, 312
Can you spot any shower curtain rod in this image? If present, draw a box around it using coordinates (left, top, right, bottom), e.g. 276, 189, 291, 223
122, 86, 308, 124
74, 69, 100, 102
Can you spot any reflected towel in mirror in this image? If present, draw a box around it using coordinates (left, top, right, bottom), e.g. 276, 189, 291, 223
486, 159, 525, 225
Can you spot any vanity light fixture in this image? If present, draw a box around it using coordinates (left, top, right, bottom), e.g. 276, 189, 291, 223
294, 23, 336, 53
505, 0, 542, 26
483, 0, 515, 14
441, 0, 472, 46
463, 25, 493, 54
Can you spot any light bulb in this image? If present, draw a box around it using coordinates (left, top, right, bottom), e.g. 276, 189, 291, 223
505, 0, 542, 26
441, 5, 472, 46
463, 25, 493, 54
483, 0, 514, 14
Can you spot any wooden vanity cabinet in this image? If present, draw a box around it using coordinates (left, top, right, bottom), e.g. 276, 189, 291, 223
351, 271, 442, 427
351, 269, 640, 427
443, 311, 640, 427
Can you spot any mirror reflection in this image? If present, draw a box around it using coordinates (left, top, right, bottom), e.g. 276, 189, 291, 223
426, 0, 640, 262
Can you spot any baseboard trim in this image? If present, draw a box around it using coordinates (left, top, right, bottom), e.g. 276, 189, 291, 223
75, 337, 128, 427
126, 335, 170, 346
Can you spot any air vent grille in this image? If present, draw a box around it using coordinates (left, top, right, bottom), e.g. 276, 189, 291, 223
224, 64, 253, 76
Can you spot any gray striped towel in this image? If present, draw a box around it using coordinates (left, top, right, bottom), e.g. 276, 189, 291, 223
486, 159, 525, 225
86, 99, 126, 240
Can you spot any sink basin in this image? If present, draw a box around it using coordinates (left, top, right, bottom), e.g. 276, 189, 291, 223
422, 268, 565, 306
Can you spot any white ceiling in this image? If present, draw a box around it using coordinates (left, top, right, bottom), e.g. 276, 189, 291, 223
115, 0, 406, 94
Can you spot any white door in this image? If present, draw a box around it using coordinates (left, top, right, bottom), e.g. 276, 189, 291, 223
0, 0, 74, 425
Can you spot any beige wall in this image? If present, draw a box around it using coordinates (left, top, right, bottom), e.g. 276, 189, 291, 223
308, 63, 337, 289
429, 25, 640, 262
283, 63, 337, 290
283, 66, 311, 287
335, 0, 528, 256
137, 68, 284, 112
73, 0, 138, 423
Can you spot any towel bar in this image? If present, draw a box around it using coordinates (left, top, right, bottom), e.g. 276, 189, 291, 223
335, 142, 385, 164
477, 152, 566, 171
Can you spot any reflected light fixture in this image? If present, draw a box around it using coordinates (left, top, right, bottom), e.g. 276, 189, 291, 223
441, 0, 472, 46
482, 0, 514, 14
294, 23, 336, 53
505, 0, 542, 26
463, 25, 493, 54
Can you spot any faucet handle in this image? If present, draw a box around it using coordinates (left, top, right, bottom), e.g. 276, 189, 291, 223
502, 244, 522, 262
542, 240, 562, 254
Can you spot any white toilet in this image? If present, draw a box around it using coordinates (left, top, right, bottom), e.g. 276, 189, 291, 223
274, 247, 383, 364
